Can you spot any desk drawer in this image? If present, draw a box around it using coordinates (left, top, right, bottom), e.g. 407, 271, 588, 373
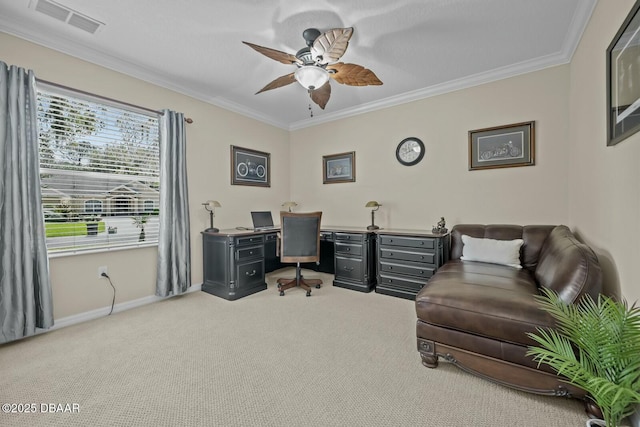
335, 256, 364, 282
237, 235, 264, 246
379, 261, 435, 279
378, 273, 427, 292
334, 232, 363, 243
379, 235, 435, 249
236, 259, 264, 290
236, 245, 263, 260
335, 242, 362, 257
379, 248, 435, 264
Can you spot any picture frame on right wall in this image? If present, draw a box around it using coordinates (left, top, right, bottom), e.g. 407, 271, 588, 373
468, 121, 535, 171
607, 0, 640, 146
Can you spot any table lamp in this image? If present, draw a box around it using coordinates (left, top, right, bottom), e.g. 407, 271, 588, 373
365, 201, 382, 230
202, 200, 221, 232
281, 201, 298, 212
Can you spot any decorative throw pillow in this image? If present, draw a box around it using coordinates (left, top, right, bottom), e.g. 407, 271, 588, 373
460, 235, 524, 268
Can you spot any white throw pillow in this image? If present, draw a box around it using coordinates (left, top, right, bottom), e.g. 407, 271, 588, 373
460, 235, 523, 269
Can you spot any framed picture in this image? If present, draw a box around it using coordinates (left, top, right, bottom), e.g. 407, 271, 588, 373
607, 0, 640, 146
468, 121, 535, 171
230, 145, 270, 187
323, 151, 356, 184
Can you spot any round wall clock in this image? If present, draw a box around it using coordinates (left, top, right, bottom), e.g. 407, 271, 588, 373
396, 137, 425, 166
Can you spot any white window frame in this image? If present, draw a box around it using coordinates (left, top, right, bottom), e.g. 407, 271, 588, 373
37, 82, 161, 256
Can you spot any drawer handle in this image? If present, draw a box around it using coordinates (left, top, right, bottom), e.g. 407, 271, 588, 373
419, 270, 424, 274
389, 252, 393, 256
420, 241, 424, 245
343, 266, 354, 272
387, 266, 393, 270
346, 248, 350, 251
249, 251, 253, 255
420, 256, 424, 260
246, 270, 257, 277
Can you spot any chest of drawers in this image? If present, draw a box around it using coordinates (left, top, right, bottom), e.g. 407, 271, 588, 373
202, 232, 267, 300
333, 231, 376, 292
376, 232, 449, 300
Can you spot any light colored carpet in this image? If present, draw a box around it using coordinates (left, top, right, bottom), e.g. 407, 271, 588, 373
0, 268, 590, 427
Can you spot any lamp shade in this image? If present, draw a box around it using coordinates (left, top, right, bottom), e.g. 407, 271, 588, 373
294, 66, 330, 90
365, 201, 381, 208
281, 201, 297, 209
204, 200, 221, 210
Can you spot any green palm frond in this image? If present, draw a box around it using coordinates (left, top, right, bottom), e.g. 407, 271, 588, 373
526, 288, 640, 427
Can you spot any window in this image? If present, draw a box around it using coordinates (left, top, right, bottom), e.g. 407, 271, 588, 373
84, 199, 103, 214
37, 82, 160, 255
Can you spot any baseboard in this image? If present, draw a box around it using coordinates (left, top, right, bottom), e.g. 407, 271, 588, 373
40, 283, 202, 334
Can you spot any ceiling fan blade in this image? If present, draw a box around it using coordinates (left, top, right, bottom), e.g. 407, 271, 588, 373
255, 73, 297, 94
242, 41, 302, 65
328, 62, 383, 86
309, 81, 331, 110
311, 27, 353, 65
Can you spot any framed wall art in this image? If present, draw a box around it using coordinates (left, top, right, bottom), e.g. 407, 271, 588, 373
230, 145, 270, 187
323, 151, 356, 184
607, 0, 640, 146
468, 121, 535, 171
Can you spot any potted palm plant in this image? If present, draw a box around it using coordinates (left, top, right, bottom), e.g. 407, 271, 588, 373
526, 288, 640, 427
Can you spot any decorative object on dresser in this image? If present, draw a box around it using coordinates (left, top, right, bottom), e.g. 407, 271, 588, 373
606, 0, 640, 146
281, 201, 298, 212
276, 211, 323, 297
468, 121, 535, 170
376, 231, 449, 300
431, 217, 447, 234
231, 145, 270, 187
365, 201, 382, 230
415, 224, 603, 413
323, 151, 355, 184
527, 289, 640, 427
202, 200, 221, 232
395, 137, 425, 166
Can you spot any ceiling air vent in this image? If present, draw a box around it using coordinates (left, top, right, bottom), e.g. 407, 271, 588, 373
30, 0, 104, 34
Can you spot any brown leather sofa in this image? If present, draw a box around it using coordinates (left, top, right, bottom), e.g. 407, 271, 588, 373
415, 224, 603, 400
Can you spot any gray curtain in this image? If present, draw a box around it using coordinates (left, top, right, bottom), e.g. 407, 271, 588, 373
156, 109, 191, 297
0, 61, 54, 344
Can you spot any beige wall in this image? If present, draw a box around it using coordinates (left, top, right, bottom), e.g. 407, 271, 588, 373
290, 65, 571, 230
0, 33, 290, 319
568, 0, 640, 303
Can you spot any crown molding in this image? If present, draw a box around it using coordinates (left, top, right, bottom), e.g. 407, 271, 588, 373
2, 0, 596, 132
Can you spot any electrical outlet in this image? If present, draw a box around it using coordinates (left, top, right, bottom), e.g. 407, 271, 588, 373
98, 266, 108, 278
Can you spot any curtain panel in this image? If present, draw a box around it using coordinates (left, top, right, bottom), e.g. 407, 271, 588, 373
0, 61, 54, 344
156, 109, 191, 297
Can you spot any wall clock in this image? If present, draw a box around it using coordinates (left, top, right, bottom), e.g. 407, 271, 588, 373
396, 137, 425, 166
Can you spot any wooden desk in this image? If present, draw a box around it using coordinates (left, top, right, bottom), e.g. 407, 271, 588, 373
201, 226, 448, 301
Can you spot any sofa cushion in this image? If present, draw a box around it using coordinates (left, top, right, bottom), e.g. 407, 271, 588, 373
460, 235, 524, 268
415, 260, 555, 347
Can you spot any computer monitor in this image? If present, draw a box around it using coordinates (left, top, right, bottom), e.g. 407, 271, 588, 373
251, 211, 274, 230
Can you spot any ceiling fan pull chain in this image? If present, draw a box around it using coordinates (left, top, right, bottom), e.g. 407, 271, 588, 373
308, 103, 314, 117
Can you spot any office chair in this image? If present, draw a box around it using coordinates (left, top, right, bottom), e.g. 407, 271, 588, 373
276, 211, 323, 297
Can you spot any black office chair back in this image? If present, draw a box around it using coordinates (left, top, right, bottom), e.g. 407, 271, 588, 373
280, 211, 322, 264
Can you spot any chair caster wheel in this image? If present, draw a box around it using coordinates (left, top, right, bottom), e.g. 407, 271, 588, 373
306, 291, 311, 297
315, 284, 321, 289
279, 291, 284, 296
277, 284, 281, 289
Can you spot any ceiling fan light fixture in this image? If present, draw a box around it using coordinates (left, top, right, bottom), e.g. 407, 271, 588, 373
294, 66, 329, 91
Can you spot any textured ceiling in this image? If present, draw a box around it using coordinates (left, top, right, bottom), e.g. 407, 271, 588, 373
0, 0, 597, 130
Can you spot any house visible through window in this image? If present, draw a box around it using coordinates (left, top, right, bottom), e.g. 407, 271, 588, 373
37, 82, 161, 255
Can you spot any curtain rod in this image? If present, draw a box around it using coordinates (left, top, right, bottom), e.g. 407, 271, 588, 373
36, 78, 194, 124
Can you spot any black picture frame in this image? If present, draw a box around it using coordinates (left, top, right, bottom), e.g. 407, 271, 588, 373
230, 145, 270, 187
607, 0, 640, 146
323, 151, 356, 184
468, 121, 535, 171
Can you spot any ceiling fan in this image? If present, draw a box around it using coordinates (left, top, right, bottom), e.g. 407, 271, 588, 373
242, 27, 382, 110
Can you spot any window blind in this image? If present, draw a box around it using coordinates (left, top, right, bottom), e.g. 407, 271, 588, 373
36, 83, 161, 255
